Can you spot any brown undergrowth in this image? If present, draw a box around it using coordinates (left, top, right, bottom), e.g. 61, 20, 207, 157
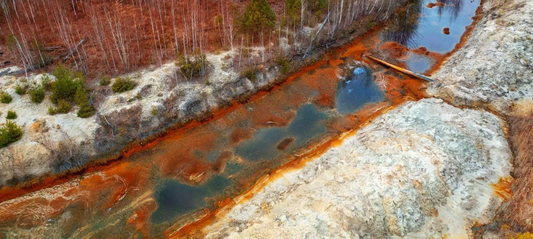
494, 113, 533, 234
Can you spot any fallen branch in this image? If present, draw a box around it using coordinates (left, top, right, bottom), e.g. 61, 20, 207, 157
364, 55, 435, 82
303, 11, 331, 59
44, 46, 61, 51
62, 38, 87, 63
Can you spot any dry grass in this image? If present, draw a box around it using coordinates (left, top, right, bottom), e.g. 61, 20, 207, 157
497, 113, 533, 232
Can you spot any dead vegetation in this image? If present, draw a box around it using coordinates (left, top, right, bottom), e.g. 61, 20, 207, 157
0, 0, 405, 79
495, 113, 533, 234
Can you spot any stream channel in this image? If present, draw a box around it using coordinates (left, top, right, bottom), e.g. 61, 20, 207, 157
0, 0, 481, 237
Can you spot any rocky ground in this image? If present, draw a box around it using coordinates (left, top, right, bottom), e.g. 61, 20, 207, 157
0, 50, 282, 187
0, 1, 402, 187
201, 99, 512, 238
427, 0, 533, 114
429, 0, 533, 236
0, 0, 530, 236
191, 0, 533, 237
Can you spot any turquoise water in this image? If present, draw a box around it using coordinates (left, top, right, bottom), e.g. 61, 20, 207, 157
151, 176, 231, 224
149, 0, 481, 228
235, 104, 328, 161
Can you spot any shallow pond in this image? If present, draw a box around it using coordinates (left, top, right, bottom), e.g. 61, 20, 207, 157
383, 0, 481, 72
336, 67, 385, 114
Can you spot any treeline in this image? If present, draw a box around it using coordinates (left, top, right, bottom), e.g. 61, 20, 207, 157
0, 0, 403, 77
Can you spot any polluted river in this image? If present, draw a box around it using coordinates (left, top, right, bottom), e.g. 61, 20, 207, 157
0, 0, 482, 237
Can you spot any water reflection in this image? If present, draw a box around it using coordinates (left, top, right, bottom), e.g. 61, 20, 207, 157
0, 0, 482, 236
405, 52, 434, 73
383, 0, 480, 53
438, 0, 465, 21
382, 0, 423, 48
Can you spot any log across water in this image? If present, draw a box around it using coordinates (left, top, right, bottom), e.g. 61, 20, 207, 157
0, 0, 483, 237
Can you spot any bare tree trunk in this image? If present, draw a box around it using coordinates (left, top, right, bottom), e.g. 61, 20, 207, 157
304, 11, 331, 59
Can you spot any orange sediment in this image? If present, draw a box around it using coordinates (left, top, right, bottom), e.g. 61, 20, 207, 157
492, 176, 515, 201
0, 0, 486, 237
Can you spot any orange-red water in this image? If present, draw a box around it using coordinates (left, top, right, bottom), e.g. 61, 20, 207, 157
0, 0, 483, 237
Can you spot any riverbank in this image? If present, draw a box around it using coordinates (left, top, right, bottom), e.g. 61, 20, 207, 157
0, 1, 405, 188
426, 0, 533, 236
177, 0, 533, 237
199, 98, 512, 238
0, 0, 530, 237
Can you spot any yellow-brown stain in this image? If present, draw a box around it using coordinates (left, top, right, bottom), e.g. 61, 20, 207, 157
492, 176, 515, 201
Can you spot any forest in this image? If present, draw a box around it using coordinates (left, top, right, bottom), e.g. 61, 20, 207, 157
0, 0, 402, 78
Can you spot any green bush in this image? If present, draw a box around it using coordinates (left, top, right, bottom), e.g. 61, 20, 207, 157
41, 75, 52, 91
57, 100, 71, 113
15, 84, 27, 95
151, 107, 158, 116
286, 0, 302, 25
238, 0, 276, 35
176, 54, 207, 80
0, 91, 12, 104
275, 56, 291, 74
50, 65, 80, 104
0, 121, 23, 148
99, 77, 111, 86
75, 85, 95, 118
75, 85, 88, 106
111, 77, 137, 93
241, 66, 259, 82
29, 86, 45, 103
6, 110, 17, 120
77, 104, 95, 118
49, 100, 71, 115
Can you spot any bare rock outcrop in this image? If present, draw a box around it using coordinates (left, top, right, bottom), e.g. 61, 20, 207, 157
203, 99, 512, 238
428, 0, 533, 114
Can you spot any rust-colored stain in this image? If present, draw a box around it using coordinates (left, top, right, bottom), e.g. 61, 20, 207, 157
229, 127, 255, 145
0, 1, 485, 237
427, 2, 445, 8
492, 176, 515, 201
